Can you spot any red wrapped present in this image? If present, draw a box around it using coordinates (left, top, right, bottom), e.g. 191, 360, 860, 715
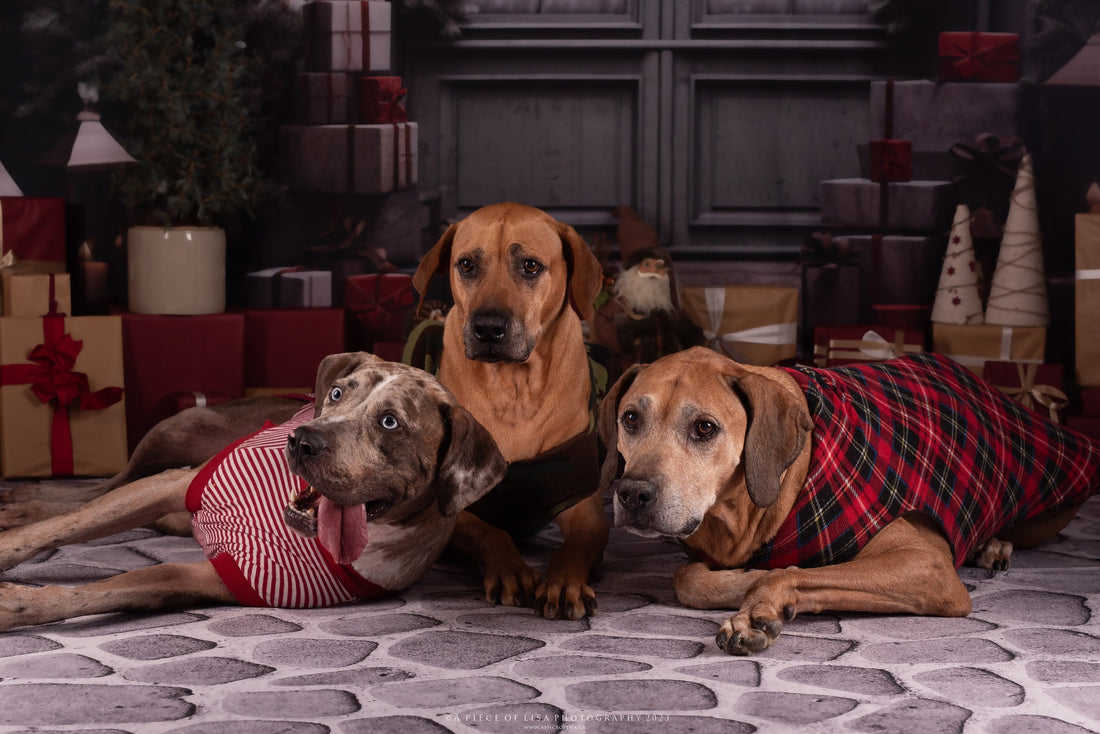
983, 361, 1067, 423
122, 313, 246, 452
938, 32, 1020, 83
869, 139, 913, 183
244, 309, 345, 391
359, 76, 408, 123
1082, 387, 1100, 418
345, 273, 416, 348
0, 312, 127, 477
813, 325, 924, 367
0, 197, 67, 272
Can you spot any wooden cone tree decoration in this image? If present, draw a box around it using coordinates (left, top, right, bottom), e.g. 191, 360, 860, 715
932, 204, 985, 324
986, 153, 1049, 326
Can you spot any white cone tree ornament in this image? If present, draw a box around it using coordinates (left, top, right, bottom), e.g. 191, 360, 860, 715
985, 153, 1050, 326
932, 204, 985, 324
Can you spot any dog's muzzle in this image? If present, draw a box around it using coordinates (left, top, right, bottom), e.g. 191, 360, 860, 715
465, 309, 532, 362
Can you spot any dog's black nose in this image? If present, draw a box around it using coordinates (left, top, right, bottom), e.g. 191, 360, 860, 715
472, 312, 509, 344
616, 477, 657, 511
287, 426, 327, 462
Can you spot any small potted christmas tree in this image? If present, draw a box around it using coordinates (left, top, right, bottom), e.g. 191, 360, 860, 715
106, 0, 265, 314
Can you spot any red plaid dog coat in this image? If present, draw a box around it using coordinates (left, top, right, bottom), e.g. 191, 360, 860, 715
187, 403, 388, 607
745, 353, 1100, 570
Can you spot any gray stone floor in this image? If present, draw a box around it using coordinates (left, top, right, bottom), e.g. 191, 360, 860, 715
0, 481, 1098, 734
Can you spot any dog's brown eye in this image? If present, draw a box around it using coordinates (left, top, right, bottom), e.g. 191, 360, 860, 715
457, 258, 475, 275
522, 259, 543, 276
693, 420, 718, 439
621, 410, 640, 431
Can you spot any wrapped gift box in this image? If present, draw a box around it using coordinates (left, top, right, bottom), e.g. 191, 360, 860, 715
280, 122, 418, 194
820, 179, 955, 232
244, 309, 345, 391
1081, 388, 1100, 418
680, 284, 798, 366
171, 391, 233, 413
932, 323, 1046, 375
939, 32, 1020, 83
296, 72, 354, 124
245, 267, 332, 309
841, 234, 945, 312
869, 81, 1023, 157
345, 273, 416, 350
0, 314, 127, 477
3, 273, 72, 317
304, 0, 392, 72
813, 325, 924, 368
869, 140, 912, 183
1076, 198, 1100, 386
359, 76, 407, 123
122, 313, 246, 452
801, 262, 860, 351
0, 197, 67, 272
982, 361, 1066, 424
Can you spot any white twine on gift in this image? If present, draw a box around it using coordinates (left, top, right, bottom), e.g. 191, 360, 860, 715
1077, 269, 1100, 280
701, 287, 796, 346
192, 392, 208, 408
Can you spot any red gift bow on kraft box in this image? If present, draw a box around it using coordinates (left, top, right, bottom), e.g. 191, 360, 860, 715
360, 76, 408, 124
0, 280, 123, 475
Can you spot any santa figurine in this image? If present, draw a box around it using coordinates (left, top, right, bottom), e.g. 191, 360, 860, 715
592, 242, 703, 380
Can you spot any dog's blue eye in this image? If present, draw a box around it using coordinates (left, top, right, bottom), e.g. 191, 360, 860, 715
380, 414, 400, 430
330, 386, 342, 402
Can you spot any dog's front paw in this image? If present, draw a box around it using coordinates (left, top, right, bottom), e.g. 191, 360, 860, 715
482, 559, 541, 609
535, 577, 597, 620
715, 602, 795, 655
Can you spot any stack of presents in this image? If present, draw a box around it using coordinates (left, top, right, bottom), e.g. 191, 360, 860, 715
0, 0, 420, 482
677, 30, 1100, 439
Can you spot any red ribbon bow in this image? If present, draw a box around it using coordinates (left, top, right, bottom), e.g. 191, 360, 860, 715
0, 293, 123, 475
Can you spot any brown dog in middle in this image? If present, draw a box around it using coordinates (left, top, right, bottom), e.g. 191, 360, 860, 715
413, 202, 607, 620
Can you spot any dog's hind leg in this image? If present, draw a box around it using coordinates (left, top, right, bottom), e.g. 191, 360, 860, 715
968, 538, 1013, 571
0, 560, 235, 631
0, 468, 194, 572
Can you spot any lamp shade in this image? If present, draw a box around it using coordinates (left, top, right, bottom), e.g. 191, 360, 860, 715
67, 110, 137, 170
0, 159, 22, 196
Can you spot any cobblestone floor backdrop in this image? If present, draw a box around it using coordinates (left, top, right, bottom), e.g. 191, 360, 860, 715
0, 481, 1097, 734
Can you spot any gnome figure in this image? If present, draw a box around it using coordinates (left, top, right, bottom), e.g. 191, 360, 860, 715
932, 204, 985, 325
593, 241, 703, 379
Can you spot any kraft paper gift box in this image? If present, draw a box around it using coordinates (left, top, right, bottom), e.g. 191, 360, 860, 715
122, 313, 246, 452
932, 323, 1046, 376
244, 309, 345, 391
0, 314, 127, 478
813, 325, 925, 368
3, 272, 72, 317
1076, 195, 1100, 387
296, 72, 355, 124
304, 0, 392, 73
280, 122, 418, 194
345, 273, 416, 349
869, 81, 1024, 156
245, 267, 333, 308
819, 179, 955, 233
679, 284, 798, 367
982, 361, 1067, 424
938, 32, 1020, 83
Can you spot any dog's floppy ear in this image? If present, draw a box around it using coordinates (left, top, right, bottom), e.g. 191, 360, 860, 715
412, 220, 460, 313
312, 352, 381, 417
436, 402, 507, 517
597, 363, 645, 490
558, 222, 603, 322
729, 372, 812, 508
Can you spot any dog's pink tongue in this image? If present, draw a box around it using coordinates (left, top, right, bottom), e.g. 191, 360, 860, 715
317, 497, 369, 565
